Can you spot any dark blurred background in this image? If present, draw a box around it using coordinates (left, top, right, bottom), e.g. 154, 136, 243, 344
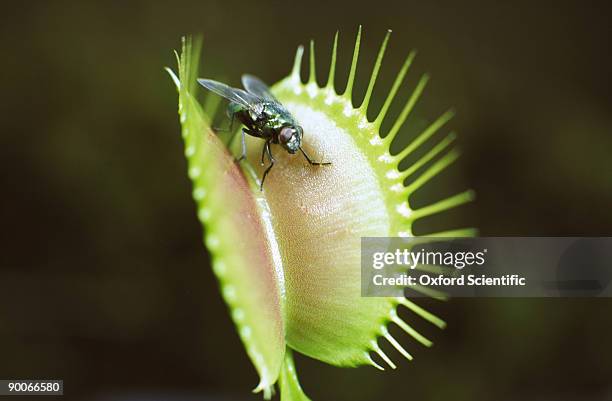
1, 0, 611, 400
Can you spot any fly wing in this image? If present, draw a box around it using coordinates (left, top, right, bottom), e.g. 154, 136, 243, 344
242, 74, 299, 125
242, 74, 278, 101
197, 78, 261, 110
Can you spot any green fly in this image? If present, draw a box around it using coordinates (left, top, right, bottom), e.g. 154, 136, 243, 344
197, 75, 331, 190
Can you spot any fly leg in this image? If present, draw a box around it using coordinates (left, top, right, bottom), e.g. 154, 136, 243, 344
234, 128, 256, 163
260, 141, 275, 191
236, 129, 248, 162
220, 113, 247, 162
260, 140, 267, 166
299, 146, 331, 166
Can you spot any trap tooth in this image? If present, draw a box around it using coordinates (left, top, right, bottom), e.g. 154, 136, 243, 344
393, 108, 454, 160
291, 45, 304, 83
407, 190, 475, 222
366, 353, 385, 371
384, 74, 430, 145
371, 340, 397, 369
373, 50, 416, 128
410, 284, 448, 301
399, 132, 457, 180
343, 25, 362, 100
426, 227, 479, 237
383, 330, 414, 361
399, 298, 446, 329
360, 29, 391, 113
403, 150, 460, 195
390, 309, 433, 347
325, 31, 339, 90
309, 40, 317, 84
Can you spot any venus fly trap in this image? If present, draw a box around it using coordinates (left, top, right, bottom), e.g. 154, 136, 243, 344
167, 28, 475, 400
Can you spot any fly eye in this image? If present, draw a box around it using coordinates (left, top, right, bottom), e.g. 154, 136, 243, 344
279, 127, 295, 144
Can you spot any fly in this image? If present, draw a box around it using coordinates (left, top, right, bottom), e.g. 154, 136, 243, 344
197, 75, 331, 190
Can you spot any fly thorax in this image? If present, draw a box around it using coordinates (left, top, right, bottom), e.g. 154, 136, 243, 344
246, 102, 263, 121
